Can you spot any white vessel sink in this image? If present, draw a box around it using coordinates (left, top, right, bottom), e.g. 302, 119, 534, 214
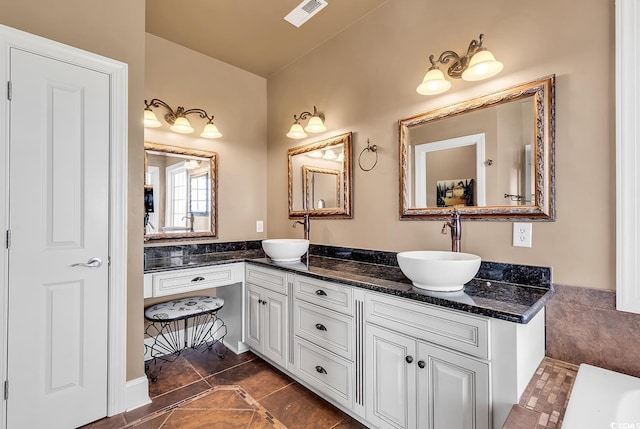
262, 239, 309, 262
397, 250, 481, 292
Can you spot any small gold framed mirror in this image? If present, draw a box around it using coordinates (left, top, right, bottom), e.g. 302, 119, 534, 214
144, 141, 218, 240
288, 132, 353, 218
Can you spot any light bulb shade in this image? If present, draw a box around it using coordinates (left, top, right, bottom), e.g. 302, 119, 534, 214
304, 115, 327, 133
308, 150, 324, 158
287, 123, 307, 139
323, 149, 337, 160
143, 109, 162, 128
416, 68, 452, 95
170, 116, 194, 133
461, 49, 503, 81
201, 123, 223, 139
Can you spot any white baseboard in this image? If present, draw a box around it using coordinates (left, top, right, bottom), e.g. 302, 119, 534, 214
124, 376, 151, 412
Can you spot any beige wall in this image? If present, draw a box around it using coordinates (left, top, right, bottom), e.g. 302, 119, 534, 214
144, 33, 267, 243
267, 0, 614, 291
0, 0, 146, 380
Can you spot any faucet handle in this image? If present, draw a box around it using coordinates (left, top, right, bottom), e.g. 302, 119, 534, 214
441, 223, 448, 234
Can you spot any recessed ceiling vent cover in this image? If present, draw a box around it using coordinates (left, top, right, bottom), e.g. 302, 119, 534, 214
284, 0, 328, 27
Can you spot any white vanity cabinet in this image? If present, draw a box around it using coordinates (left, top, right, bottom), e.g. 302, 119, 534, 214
364, 291, 544, 429
244, 264, 292, 370
366, 323, 490, 429
291, 276, 361, 411
240, 263, 545, 429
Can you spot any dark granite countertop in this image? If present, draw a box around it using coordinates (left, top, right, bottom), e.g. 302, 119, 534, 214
144, 244, 553, 324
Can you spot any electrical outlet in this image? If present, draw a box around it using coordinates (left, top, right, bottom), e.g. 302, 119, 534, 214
256, 220, 264, 233
513, 222, 532, 248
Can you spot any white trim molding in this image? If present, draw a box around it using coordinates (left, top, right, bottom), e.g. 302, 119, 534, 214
125, 377, 151, 412
616, 0, 640, 314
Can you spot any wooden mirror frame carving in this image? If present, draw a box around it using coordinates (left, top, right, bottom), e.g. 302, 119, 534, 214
399, 75, 556, 220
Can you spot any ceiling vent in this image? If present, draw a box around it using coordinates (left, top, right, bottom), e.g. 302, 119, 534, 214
284, 0, 328, 27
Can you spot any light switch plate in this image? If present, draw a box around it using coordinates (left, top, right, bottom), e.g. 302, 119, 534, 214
256, 220, 264, 233
513, 222, 532, 247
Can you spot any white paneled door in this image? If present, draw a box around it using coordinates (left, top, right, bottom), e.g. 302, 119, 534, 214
6, 48, 110, 428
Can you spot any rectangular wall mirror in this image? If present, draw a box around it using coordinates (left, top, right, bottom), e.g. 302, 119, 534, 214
288, 132, 353, 218
399, 75, 555, 220
144, 141, 218, 240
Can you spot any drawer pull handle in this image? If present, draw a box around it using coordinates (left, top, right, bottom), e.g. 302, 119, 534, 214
405, 355, 414, 364
191, 276, 205, 282
418, 360, 425, 369
315, 323, 327, 331
315, 289, 327, 296
315, 365, 327, 374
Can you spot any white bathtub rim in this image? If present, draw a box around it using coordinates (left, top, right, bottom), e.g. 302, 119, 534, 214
563, 363, 640, 429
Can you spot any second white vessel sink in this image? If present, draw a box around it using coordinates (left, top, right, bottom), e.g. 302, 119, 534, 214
262, 239, 309, 262
397, 250, 481, 292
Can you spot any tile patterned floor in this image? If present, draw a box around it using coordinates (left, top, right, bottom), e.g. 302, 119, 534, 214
81, 345, 367, 429
503, 357, 579, 428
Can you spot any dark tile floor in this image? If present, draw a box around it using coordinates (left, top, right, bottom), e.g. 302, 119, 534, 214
81, 345, 367, 429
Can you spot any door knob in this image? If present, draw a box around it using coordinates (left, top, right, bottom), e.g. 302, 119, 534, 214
71, 257, 103, 268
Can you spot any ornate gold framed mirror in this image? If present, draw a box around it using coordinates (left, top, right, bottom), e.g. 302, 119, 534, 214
144, 141, 218, 240
288, 132, 353, 218
399, 75, 555, 220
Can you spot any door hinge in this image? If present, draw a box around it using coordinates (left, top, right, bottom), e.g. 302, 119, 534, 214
4, 380, 8, 400
7, 81, 11, 101
5, 230, 9, 249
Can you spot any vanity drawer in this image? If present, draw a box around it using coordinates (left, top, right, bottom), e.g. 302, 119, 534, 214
147, 263, 243, 298
295, 276, 352, 315
365, 292, 489, 359
294, 337, 353, 409
294, 300, 353, 360
245, 264, 289, 295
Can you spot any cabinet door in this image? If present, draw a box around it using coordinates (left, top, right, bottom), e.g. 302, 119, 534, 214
417, 342, 490, 429
245, 284, 263, 351
262, 288, 288, 369
365, 324, 416, 429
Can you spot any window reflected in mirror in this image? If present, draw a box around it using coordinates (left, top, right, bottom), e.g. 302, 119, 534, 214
144, 142, 217, 240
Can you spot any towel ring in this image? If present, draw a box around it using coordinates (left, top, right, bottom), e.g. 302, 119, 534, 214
358, 139, 378, 171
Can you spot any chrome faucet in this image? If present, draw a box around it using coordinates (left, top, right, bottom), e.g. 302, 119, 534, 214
293, 214, 310, 240
182, 213, 195, 232
441, 208, 461, 252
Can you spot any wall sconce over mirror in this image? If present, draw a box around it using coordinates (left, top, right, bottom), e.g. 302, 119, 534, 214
286, 105, 327, 139
416, 34, 503, 96
288, 132, 352, 218
400, 75, 555, 220
144, 98, 223, 139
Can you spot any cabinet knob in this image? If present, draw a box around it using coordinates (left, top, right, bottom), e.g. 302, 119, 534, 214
315, 289, 327, 296
315, 365, 327, 374
405, 356, 414, 364
315, 323, 327, 331
418, 360, 425, 369
258, 299, 263, 304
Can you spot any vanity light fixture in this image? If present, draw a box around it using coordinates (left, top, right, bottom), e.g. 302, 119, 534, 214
416, 34, 503, 96
144, 98, 223, 139
286, 105, 327, 139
